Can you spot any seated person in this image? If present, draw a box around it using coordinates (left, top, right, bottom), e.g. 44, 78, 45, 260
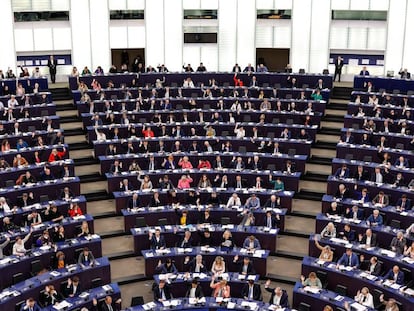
269, 176, 284, 191
185, 278, 204, 299
390, 231, 406, 255
320, 222, 336, 238
211, 256, 226, 276
226, 193, 241, 208
241, 279, 262, 301
354, 287, 374, 308
314, 236, 333, 262
155, 258, 178, 274
300, 272, 322, 289
77, 247, 95, 268
177, 230, 193, 248
336, 247, 359, 269
40, 285, 62, 307
345, 205, 364, 220
338, 223, 356, 242
210, 276, 230, 298
366, 209, 383, 226
355, 188, 370, 203
359, 255, 382, 276
383, 265, 405, 285
239, 210, 255, 227
263, 210, 280, 229
149, 228, 166, 250
243, 235, 261, 251
184, 254, 207, 273
264, 280, 289, 308
221, 230, 234, 250
334, 164, 350, 179
153, 280, 172, 302
327, 202, 343, 216
335, 183, 350, 200
396, 194, 411, 211
358, 228, 377, 247
19, 298, 42, 311
92, 296, 122, 311
244, 193, 261, 209
233, 255, 256, 275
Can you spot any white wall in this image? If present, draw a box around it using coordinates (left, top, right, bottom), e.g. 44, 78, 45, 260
5, 0, 414, 78
0, 0, 16, 71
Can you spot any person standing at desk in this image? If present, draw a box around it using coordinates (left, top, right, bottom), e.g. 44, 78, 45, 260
149, 228, 166, 250
334, 56, 344, 82
47, 55, 57, 84
264, 280, 289, 308
336, 247, 359, 269
241, 279, 262, 301
359, 66, 370, 76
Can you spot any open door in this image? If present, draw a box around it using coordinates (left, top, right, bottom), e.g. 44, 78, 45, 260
256, 48, 289, 72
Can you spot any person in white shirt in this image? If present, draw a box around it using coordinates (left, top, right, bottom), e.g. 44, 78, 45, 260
13, 230, 32, 256
183, 77, 195, 88
226, 193, 241, 208
0, 197, 12, 213
234, 123, 246, 138
354, 287, 374, 308
94, 127, 106, 142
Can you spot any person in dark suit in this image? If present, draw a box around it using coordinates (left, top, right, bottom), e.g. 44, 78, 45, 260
92, 295, 122, 311
127, 193, 141, 209
384, 265, 405, 285
20, 298, 42, 311
153, 280, 172, 302
241, 280, 262, 301
396, 194, 412, 210
155, 258, 178, 274
340, 130, 354, 144
334, 56, 344, 82
63, 276, 81, 298
232, 63, 242, 73
176, 230, 193, 248
353, 165, 369, 181
233, 255, 256, 275
399, 68, 411, 79
358, 229, 377, 247
334, 164, 350, 179
16, 192, 35, 208
47, 55, 57, 83
184, 255, 208, 273
335, 184, 350, 200
359, 255, 382, 276
338, 224, 356, 242
185, 279, 205, 298
263, 210, 280, 229
264, 280, 289, 308
149, 229, 166, 250
119, 179, 133, 192
336, 247, 359, 268
390, 231, 406, 255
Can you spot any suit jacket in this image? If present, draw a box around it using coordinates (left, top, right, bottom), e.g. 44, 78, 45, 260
185, 258, 208, 273
345, 209, 364, 220
120, 184, 133, 191
384, 270, 405, 285
94, 302, 121, 311
265, 288, 289, 307
20, 303, 42, 311
234, 260, 256, 275
153, 284, 172, 301
47, 59, 57, 73
185, 285, 204, 298
390, 237, 406, 255
127, 197, 141, 209
78, 251, 95, 266
150, 235, 166, 250
263, 215, 279, 228
335, 59, 344, 71
359, 233, 377, 247
241, 283, 262, 301
63, 283, 82, 298
396, 198, 412, 210
337, 253, 359, 267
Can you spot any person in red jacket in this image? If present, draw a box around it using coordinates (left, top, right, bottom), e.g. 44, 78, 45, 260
48, 147, 66, 162
233, 73, 244, 86
142, 126, 154, 138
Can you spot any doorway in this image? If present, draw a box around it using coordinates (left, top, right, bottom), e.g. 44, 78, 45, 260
111, 48, 145, 71
256, 48, 289, 72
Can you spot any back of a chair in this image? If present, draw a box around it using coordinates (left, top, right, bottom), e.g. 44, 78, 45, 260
131, 296, 145, 307
298, 302, 311, 311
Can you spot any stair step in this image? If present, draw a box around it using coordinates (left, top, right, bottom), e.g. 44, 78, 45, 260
84, 191, 111, 201
328, 102, 348, 111
323, 114, 345, 122
64, 128, 85, 136
308, 155, 333, 165
313, 141, 337, 150
79, 173, 106, 183
56, 103, 74, 111
112, 274, 148, 285
318, 127, 342, 135
100, 230, 126, 239
69, 142, 91, 151
73, 156, 99, 166
93, 211, 119, 219
275, 249, 306, 261
60, 116, 80, 123
266, 274, 298, 284
302, 171, 329, 182
295, 190, 324, 201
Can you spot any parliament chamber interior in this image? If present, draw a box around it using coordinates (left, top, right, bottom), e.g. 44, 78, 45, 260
1, 0, 414, 310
